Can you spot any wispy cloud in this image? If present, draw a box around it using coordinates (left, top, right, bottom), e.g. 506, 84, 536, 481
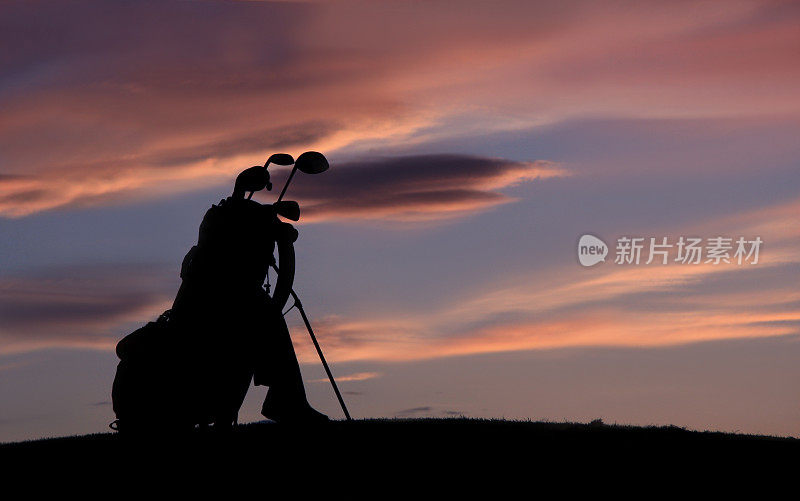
0, 264, 174, 355
396, 406, 433, 416
310, 371, 381, 383
287, 195, 800, 363
258, 154, 565, 222
2, 1, 798, 216
5, 195, 799, 360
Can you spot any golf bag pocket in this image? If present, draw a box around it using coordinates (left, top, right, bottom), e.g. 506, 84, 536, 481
111, 311, 189, 432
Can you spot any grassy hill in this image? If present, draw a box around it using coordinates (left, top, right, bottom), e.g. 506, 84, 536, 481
2, 418, 796, 483
3, 418, 796, 453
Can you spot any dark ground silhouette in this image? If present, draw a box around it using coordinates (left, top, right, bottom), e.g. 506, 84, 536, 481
4, 418, 797, 456
2, 419, 795, 487
0, 418, 800, 476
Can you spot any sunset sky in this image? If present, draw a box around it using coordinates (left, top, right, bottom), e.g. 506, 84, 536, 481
1, 0, 799, 442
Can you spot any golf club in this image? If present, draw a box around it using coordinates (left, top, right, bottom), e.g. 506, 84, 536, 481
266, 151, 349, 419
276, 151, 329, 203
271, 262, 352, 421
246, 152, 294, 200
272, 200, 300, 221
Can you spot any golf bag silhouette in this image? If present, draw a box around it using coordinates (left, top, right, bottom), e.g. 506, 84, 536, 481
111, 158, 328, 433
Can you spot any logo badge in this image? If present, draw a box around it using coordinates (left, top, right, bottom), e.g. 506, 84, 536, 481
578, 234, 608, 267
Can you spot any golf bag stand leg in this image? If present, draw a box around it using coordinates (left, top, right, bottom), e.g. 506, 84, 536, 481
289, 290, 352, 421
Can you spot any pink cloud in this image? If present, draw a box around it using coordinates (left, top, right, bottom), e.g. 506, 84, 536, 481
285, 195, 800, 363
2, 1, 798, 216
4, 196, 798, 360
310, 371, 381, 383
0, 264, 174, 355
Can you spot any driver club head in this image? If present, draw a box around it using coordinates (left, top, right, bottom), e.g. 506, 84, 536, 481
295, 151, 329, 174
235, 165, 270, 194
266, 153, 295, 167
273, 200, 300, 221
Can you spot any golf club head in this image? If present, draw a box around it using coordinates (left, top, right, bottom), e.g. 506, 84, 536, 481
295, 151, 329, 174
234, 166, 270, 198
266, 153, 295, 166
273, 200, 300, 221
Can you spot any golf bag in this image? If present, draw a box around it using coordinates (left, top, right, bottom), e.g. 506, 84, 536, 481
112, 311, 186, 432
111, 306, 254, 433
110, 153, 341, 431
110, 201, 292, 433
111, 307, 254, 433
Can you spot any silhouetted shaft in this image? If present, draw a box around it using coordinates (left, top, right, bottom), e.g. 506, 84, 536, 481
290, 291, 352, 421
271, 263, 352, 420
276, 166, 297, 203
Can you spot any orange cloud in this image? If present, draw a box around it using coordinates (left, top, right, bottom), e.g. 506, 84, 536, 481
310, 371, 381, 383
0, 265, 174, 355
286, 195, 800, 363
2, 195, 798, 361
2, 1, 799, 216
